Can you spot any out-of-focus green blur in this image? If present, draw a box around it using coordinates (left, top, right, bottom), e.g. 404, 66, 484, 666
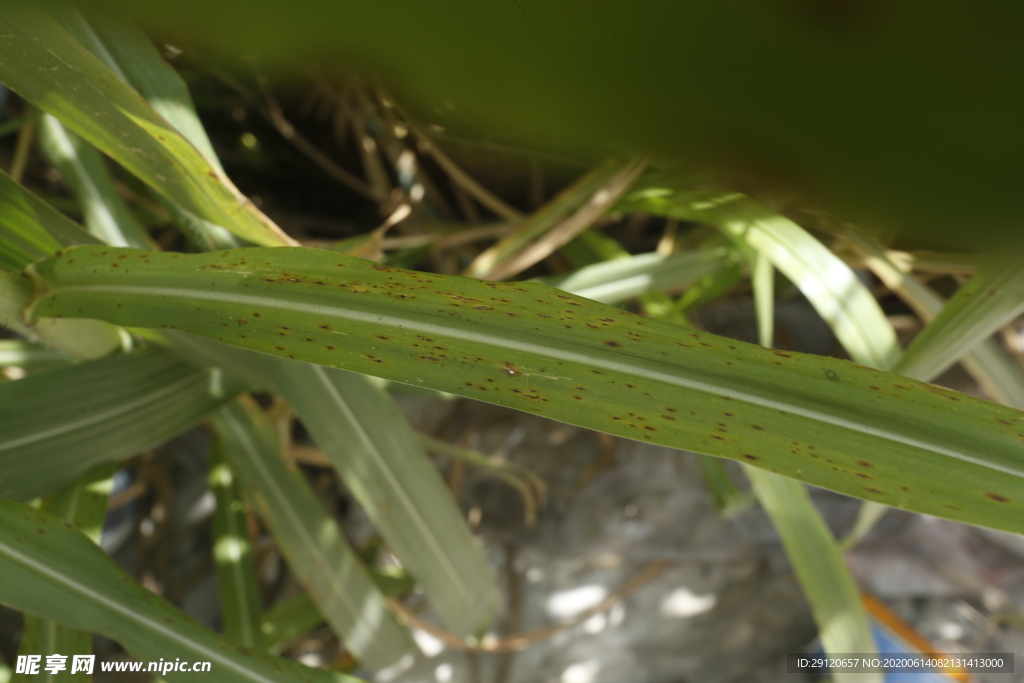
54, 0, 1024, 249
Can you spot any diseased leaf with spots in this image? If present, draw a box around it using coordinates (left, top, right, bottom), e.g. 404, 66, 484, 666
21, 245, 1024, 534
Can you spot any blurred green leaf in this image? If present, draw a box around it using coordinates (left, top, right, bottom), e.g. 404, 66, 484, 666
0, 496, 360, 683
0, 347, 238, 499
895, 251, 1024, 382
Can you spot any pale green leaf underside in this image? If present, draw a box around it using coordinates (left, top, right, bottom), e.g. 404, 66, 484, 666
0, 496, 359, 683
22, 245, 1024, 533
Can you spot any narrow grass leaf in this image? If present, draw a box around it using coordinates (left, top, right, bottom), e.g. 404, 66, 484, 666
746, 255, 878, 679
745, 468, 880, 681
0, 496, 360, 683
261, 360, 499, 637
213, 399, 413, 671
537, 248, 726, 304
843, 225, 1024, 409
209, 441, 263, 649
0, 347, 238, 499
895, 251, 1024, 382
0, 6, 292, 247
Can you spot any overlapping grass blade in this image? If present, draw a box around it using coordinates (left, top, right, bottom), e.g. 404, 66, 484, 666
22, 245, 1024, 534
57, 8, 242, 250
0, 347, 238, 499
213, 399, 413, 671
39, 114, 154, 249
537, 248, 726, 304
209, 442, 263, 648
0, 496, 360, 683
261, 360, 499, 637
895, 251, 1024, 382
843, 225, 1024, 408
0, 5, 292, 247
466, 158, 642, 279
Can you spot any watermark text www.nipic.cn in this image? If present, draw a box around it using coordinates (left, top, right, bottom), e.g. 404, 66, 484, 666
15, 655, 213, 676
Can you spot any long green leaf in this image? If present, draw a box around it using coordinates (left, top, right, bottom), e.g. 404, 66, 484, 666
0, 6, 292, 247
0, 496, 359, 683
213, 399, 413, 671
261, 360, 499, 637
0, 347, 238, 499
21, 245, 1024, 532
895, 251, 1024, 382
13, 463, 115, 683
745, 257, 878, 681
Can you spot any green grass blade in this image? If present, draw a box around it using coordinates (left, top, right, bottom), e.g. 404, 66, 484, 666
744, 468, 880, 681
0, 496, 360, 683
21, 245, 1024, 534
0, 168, 97, 271
209, 442, 263, 649
746, 255, 878, 679
0, 347, 238, 499
0, 6, 292, 247
537, 248, 726, 304
213, 399, 413, 671
262, 360, 499, 637
38, 114, 154, 249
895, 251, 1024, 382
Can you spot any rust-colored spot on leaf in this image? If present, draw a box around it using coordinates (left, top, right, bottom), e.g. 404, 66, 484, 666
985, 492, 1011, 503
742, 454, 759, 461
500, 362, 523, 376
604, 340, 623, 348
